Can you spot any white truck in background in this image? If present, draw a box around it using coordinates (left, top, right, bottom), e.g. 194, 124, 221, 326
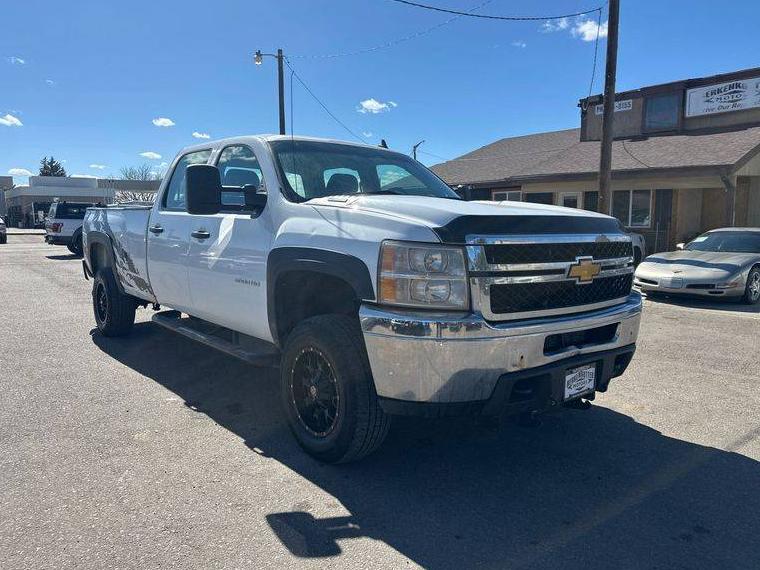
46, 201, 97, 256
82, 135, 642, 463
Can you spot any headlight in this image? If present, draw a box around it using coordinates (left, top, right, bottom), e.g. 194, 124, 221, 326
378, 241, 469, 310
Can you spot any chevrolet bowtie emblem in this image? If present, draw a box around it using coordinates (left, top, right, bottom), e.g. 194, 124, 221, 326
567, 257, 601, 284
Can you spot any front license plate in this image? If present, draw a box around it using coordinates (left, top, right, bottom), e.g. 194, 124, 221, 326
564, 364, 596, 401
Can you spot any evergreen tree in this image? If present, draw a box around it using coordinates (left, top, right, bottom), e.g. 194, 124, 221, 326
39, 156, 67, 177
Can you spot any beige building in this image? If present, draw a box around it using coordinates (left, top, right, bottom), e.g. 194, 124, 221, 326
433, 67, 760, 253
3, 176, 159, 227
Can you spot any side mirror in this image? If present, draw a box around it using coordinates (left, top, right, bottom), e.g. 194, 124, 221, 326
676, 242, 685, 250
186, 164, 222, 215
243, 184, 267, 211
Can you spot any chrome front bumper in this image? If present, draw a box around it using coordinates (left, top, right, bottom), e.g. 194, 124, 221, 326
360, 292, 642, 404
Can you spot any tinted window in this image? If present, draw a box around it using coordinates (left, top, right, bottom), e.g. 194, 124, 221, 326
52, 203, 90, 219
583, 191, 599, 212
270, 141, 459, 202
644, 93, 680, 132
163, 149, 212, 210
686, 231, 760, 253
217, 145, 264, 209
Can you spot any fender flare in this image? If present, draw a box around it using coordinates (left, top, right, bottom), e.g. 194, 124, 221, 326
85, 231, 126, 295
266, 247, 375, 343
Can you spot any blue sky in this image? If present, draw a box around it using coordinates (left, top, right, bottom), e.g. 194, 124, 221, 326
2, 0, 759, 183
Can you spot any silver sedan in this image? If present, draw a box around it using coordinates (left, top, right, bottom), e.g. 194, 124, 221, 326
634, 228, 760, 304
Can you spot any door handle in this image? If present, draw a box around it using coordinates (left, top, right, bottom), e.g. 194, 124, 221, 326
191, 229, 211, 240
149, 224, 164, 234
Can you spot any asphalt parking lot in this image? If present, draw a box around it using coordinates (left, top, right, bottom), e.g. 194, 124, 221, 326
1, 234, 759, 569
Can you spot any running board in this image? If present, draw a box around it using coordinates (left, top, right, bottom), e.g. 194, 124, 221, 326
151, 310, 280, 367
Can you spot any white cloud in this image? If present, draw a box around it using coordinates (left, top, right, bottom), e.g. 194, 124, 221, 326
45, 79, 55, 86
7, 56, 25, 65
152, 117, 175, 127
192, 131, 210, 139
362, 131, 373, 138
511, 40, 527, 48
0, 113, 23, 127
572, 19, 608, 41
140, 151, 162, 160
541, 17, 569, 33
158, 161, 169, 168
89, 164, 107, 170
357, 98, 397, 114
8, 168, 32, 177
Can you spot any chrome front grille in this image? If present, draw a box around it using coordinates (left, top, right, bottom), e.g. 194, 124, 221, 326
466, 234, 635, 321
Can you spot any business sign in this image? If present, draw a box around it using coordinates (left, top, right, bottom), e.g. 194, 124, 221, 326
686, 77, 760, 117
594, 99, 632, 115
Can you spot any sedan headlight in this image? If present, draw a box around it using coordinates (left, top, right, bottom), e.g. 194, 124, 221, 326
378, 241, 469, 310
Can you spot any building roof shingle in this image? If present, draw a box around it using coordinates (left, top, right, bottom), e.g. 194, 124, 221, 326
432, 125, 760, 186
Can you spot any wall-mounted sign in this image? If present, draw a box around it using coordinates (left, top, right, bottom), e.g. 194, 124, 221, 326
594, 99, 633, 115
686, 77, 760, 117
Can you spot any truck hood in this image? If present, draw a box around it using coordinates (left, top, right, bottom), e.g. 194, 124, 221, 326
307, 195, 621, 243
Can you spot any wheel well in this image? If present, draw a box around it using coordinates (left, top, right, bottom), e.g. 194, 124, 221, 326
274, 270, 360, 346
89, 241, 112, 275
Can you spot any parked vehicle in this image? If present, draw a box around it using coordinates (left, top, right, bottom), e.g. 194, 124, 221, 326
45, 201, 95, 256
629, 232, 646, 266
83, 135, 642, 462
0, 217, 7, 244
634, 228, 760, 304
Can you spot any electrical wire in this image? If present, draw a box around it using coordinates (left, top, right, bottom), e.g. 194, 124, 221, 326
285, 59, 365, 142
387, 0, 604, 21
290, 0, 492, 59
587, 7, 603, 99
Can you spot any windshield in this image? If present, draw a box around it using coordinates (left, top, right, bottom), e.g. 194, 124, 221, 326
685, 231, 760, 253
269, 140, 459, 202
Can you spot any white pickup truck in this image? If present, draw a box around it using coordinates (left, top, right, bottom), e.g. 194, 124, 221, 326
82, 135, 642, 463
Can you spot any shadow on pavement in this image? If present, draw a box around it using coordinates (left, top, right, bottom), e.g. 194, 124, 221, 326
92, 322, 760, 569
642, 291, 760, 314
46, 254, 80, 261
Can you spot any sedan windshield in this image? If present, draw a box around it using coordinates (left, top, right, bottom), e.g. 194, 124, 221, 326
685, 231, 760, 253
269, 140, 460, 202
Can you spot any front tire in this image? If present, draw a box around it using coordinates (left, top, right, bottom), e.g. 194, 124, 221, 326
742, 267, 760, 305
92, 268, 136, 336
280, 314, 390, 463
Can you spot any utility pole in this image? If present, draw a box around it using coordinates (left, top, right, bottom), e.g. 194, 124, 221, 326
255, 49, 286, 135
412, 140, 425, 160
597, 0, 620, 216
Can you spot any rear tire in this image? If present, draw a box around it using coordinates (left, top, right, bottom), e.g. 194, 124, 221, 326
92, 268, 136, 337
280, 314, 390, 463
0, 234, 6, 244
67, 230, 83, 257
742, 267, 760, 305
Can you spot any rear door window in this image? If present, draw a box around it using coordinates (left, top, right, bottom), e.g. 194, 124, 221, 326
54, 203, 90, 219
163, 149, 212, 210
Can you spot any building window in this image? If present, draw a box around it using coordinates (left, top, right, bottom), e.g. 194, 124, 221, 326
611, 189, 651, 227
644, 93, 681, 132
492, 189, 521, 201
583, 191, 599, 212
524, 192, 554, 205
559, 192, 580, 209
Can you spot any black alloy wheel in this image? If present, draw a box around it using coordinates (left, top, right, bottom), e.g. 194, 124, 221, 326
290, 347, 340, 437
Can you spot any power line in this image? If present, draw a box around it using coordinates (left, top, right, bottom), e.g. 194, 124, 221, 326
284, 59, 365, 142
587, 8, 603, 98
387, 0, 604, 21
290, 0, 492, 59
